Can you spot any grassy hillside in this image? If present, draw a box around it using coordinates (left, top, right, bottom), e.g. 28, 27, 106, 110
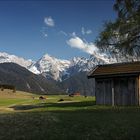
0, 90, 140, 140
0, 89, 94, 112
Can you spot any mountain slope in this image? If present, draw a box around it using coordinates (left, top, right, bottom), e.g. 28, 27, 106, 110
1, 51, 139, 96
58, 72, 95, 96
1, 51, 140, 82
29, 53, 109, 81
29, 53, 70, 81
0, 63, 64, 94
0, 52, 33, 68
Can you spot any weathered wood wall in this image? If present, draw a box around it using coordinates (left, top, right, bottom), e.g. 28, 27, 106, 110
95, 76, 139, 105
138, 75, 140, 105
96, 79, 112, 105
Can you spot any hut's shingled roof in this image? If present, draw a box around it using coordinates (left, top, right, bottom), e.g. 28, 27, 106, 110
88, 61, 140, 78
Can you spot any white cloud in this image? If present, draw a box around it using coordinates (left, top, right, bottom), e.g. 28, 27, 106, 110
44, 17, 55, 27
41, 27, 48, 38
81, 27, 85, 35
44, 33, 48, 37
86, 30, 92, 34
67, 36, 98, 54
60, 31, 67, 36
71, 32, 77, 37
81, 27, 92, 35
67, 36, 111, 63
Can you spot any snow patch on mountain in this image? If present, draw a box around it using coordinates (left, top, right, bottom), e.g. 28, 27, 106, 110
29, 53, 71, 81
29, 53, 112, 81
0, 52, 33, 68
0, 51, 139, 82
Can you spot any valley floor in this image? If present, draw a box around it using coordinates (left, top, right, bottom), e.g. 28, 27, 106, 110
0, 90, 140, 140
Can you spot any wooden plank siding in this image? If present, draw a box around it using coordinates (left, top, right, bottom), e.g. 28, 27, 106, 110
139, 75, 140, 105
105, 79, 112, 105
96, 79, 112, 105
88, 62, 140, 106
95, 77, 139, 105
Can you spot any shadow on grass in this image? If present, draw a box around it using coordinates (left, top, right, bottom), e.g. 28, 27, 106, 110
2, 103, 140, 140
10, 102, 140, 115
10, 100, 96, 111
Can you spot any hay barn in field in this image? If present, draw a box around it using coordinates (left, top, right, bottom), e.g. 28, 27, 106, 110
88, 62, 140, 106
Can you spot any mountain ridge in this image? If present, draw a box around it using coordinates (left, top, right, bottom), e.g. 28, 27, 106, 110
0, 51, 139, 82
0, 51, 139, 95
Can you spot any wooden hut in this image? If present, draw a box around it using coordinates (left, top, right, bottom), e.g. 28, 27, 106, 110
88, 62, 140, 106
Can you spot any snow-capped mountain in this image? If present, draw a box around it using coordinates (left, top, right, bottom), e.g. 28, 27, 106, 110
0, 51, 139, 81
29, 51, 140, 81
29, 53, 70, 81
1, 51, 140, 96
29, 53, 110, 81
0, 52, 33, 68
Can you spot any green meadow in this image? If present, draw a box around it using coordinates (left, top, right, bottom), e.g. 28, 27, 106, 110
0, 90, 140, 140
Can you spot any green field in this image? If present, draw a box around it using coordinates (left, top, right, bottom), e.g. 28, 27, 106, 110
0, 90, 140, 140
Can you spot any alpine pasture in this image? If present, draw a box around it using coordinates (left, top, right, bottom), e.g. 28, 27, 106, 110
0, 90, 140, 140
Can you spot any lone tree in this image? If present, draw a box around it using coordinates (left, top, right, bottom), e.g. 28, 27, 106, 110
96, 0, 140, 56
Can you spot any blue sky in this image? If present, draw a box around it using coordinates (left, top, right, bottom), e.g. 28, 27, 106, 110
0, 0, 116, 60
